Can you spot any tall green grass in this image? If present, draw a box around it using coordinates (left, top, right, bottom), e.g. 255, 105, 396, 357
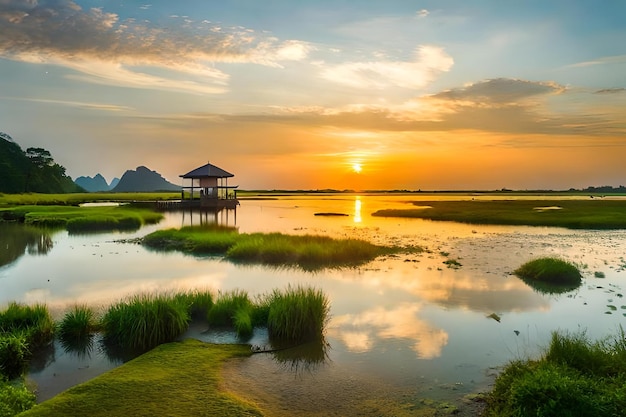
207, 290, 253, 338
514, 257, 582, 286
173, 289, 214, 320
485, 328, 626, 416
101, 293, 190, 351
0, 192, 179, 206
267, 286, 329, 342
58, 305, 98, 342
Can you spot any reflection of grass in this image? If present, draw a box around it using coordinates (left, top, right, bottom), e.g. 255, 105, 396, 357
485, 328, 626, 416
143, 225, 420, 270
373, 199, 626, 229
443, 258, 462, 269
20, 339, 263, 417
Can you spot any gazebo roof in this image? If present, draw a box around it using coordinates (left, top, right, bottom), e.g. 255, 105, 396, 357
180, 163, 234, 179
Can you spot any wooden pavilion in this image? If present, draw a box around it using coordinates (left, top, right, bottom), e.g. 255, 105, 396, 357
179, 162, 239, 208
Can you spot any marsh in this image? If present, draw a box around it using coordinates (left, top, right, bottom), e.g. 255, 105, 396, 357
3, 194, 626, 414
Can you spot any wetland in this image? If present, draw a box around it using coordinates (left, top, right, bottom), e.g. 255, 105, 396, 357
2, 193, 626, 415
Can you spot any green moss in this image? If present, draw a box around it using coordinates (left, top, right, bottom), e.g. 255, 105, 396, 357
20, 339, 263, 417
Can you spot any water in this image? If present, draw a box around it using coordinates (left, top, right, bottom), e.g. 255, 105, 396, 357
2, 195, 626, 412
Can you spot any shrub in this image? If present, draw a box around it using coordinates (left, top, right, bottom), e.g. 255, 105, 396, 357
514, 257, 582, 286
101, 294, 190, 351
0, 378, 36, 417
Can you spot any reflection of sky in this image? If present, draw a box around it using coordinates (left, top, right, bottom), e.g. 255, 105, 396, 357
3, 195, 626, 399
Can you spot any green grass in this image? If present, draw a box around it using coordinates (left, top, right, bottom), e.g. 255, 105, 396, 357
207, 290, 254, 337
0, 192, 179, 207
266, 286, 330, 343
0, 205, 163, 233
0, 302, 55, 379
20, 339, 263, 417
173, 289, 214, 320
143, 226, 418, 270
101, 293, 190, 351
372, 199, 626, 229
58, 305, 98, 342
485, 328, 626, 416
514, 257, 582, 286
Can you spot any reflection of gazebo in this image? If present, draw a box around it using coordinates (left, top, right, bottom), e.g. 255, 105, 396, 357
179, 162, 239, 208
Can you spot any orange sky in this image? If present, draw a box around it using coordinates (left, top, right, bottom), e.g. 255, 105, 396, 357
1, 1, 625, 190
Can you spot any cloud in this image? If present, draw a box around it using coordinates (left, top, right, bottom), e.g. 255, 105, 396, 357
595, 88, 626, 94
432, 78, 565, 104
0, 0, 312, 92
318, 45, 453, 90
568, 54, 626, 68
1, 96, 134, 111
417, 9, 429, 18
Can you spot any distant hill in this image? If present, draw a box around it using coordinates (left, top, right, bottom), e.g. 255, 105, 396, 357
75, 173, 111, 192
111, 166, 180, 192
110, 177, 120, 189
0, 132, 83, 193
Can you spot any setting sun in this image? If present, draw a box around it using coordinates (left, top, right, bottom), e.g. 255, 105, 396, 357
352, 163, 363, 173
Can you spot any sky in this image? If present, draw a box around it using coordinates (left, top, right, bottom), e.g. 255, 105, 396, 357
1, 0, 625, 191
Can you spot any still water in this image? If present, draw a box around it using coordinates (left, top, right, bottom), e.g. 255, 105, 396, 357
2, 195, 626, 412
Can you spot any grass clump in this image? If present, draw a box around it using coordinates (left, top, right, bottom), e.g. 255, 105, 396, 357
143, 226, 412, 270
0, 302, 54, 379
173, 289, 214, 320
267, 286, 330, 343
514, 257, 582, 286
0, 378, 36, 417
101, 293, 190, 351
58, 305, 98, 342
207, 290, 253, 338
485, 328, 626, 416
20, 339, 263, 417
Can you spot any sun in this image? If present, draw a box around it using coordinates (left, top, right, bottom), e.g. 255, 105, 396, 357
352, 163, 363, 173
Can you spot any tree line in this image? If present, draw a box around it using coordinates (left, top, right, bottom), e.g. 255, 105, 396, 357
0, 132, 82, 193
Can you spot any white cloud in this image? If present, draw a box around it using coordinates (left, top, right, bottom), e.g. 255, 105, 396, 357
319, 45, 453, 90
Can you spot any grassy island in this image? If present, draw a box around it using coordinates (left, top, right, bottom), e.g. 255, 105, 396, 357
514, 257, 582, 286
372, 199, 626, 229
143, 225, 419, 270
0, 205, 163, 233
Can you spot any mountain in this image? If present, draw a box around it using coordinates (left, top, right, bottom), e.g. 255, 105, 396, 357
0, 132, 82, 193
109, 177, 120, 189
111, 166, 180, 192
75, 173, 111, 192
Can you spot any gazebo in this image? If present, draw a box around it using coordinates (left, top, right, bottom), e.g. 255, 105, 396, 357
179, 162, 239, 208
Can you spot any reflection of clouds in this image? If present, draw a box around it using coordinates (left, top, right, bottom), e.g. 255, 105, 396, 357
330, 303, 448, 359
